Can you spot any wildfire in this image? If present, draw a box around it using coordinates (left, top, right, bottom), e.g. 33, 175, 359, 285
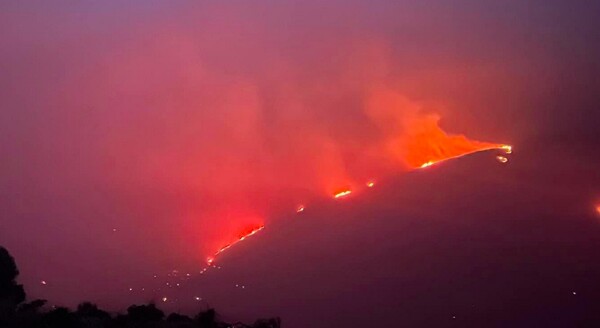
395, 110, 512, 170
420, 161, 435, 169
203, 142, 514, 265
334, 190, 352, 199
198, 94, 515, 266
417, 145, 513, 169
208, 224, 265, 264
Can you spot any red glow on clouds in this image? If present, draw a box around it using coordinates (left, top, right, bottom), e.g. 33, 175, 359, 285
27, 13, 510, 265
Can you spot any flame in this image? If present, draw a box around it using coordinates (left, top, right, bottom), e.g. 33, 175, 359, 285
198, 89, 514, 265
334, 190, 352, 199
420, 161, 436, 169
402, 115, 509, 169
208, 224, 265, 264
366, 89, 510, 170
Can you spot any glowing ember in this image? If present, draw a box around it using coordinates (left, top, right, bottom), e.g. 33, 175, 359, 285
334, 190, 352, 198
297, 205, 305, 213
366, 181, 375, 188
417, 145, 513, 170
208, 224, 265, 264
40, 280, 47, 285
420, 161, 436, 169
496, 155, 509, 163
596, 205, 600, 215
502, 145, 513, 154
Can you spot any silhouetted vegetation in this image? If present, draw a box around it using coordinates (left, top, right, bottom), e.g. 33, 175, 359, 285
0, 247, 280, 328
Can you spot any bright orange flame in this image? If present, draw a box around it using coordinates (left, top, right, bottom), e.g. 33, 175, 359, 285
420, 161, 436, 169
334, 190, 352, 199
208, 224, 265, 264
366, 89, 509, 170
395, 114, 510, 170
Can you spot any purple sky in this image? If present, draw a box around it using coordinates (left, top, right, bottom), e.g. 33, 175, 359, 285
1, 1, 600, 327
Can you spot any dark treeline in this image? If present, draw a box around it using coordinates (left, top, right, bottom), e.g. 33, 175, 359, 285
0, 247, 280, 328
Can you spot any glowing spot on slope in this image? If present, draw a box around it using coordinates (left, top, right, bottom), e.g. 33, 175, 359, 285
161, 297, 168, 302
366, 181, 375, 188
417, 145, 514, 170
40, 280, 47, 285
596, 205, 600, 215
334, 190, 352, 198
208, 224, 265, 264
420, 161, 435, 168
296, 205, 305, 213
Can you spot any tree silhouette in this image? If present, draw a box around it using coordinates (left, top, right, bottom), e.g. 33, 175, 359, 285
18, 299, 47, 314
0, 247, 26, 321
167, 312, 194, 328
126, 303, 164, 322
0, 246, 281, 328
196, 308, 217, 328
43, 307, 79, 328
252, 317, 281, 328
167, 312, 192, 323
76, 302, 110, 327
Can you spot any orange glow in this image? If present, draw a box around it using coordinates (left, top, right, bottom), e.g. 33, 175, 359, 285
496, 155, 508, 163
334, 190, 352, 199
208, 224, 265, 264
596, 205, 600, 215
366, 181, 375, 188
402, 114, 509, 169
420, 161, 436, 169
502, 145, 513, 154
365, 88, 510, 170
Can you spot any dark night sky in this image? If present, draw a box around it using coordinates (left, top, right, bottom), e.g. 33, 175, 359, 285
1, 1, 600, 327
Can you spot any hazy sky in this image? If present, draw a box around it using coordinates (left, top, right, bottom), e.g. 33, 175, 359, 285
1, 1, 599, 327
